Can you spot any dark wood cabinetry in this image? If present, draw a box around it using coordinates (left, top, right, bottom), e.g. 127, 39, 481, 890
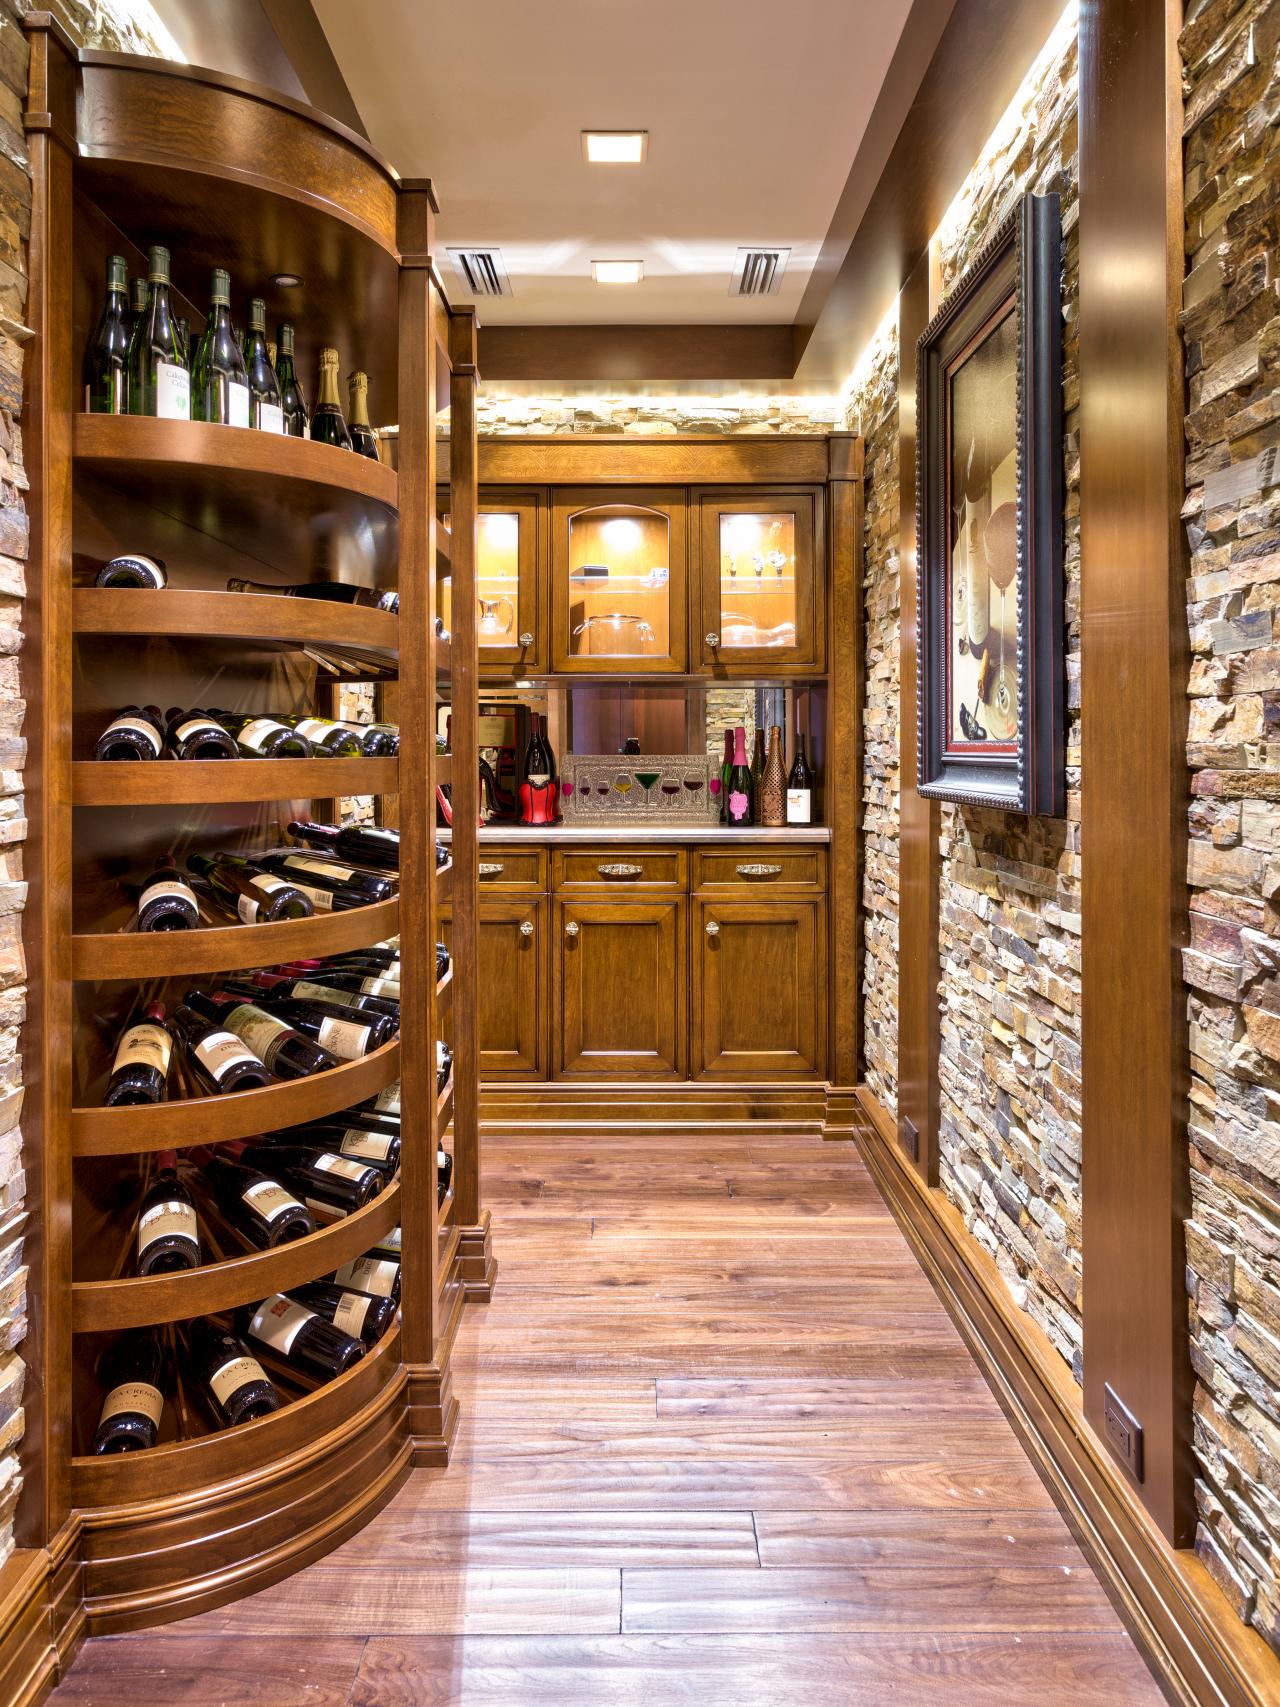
695, 487, 823, 674
475, 488, 547, 679
551, 487, 688, 674
477, 895, 548, 1080
555, 895, 686, 1078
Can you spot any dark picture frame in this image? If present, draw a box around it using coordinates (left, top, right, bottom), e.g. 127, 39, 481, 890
916, 191, 1064, 816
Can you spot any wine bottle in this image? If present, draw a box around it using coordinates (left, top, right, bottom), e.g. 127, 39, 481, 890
238, 1141, 383, 1218
289, 1281, 395, 1346
135, 1150, 200, 1275
175, 316, 190, 366
127, 245, 189, 420
93, 703, 165, 761
126, 274, 149, 343
347, 369, 380, 460
240, 967, 398, 1018
223, 980, 396, 1059
438, 1146, 453, 1201
310, 347, 352, 449
92, 1330, 164, 1454
726, 725, 753, 826
288, 1121, 399, 1173
718, 728, 734, 825
437, 1040, 453, 1095
760, 725, 787, 828
369, 1225, 401, 1262
367, 1081, 401, 1119
524, 713, 551, 789
332, 1253, 400, 1301
362, 721, 402, 756
192, 268, 250, 427
183, 989, 338, 1078
136, 854, 201, 932
786, 734, 813, 825
246, 849, 395, 910
244, 297, 284, 433
189, 1318, 281, 1426
225, 577, 398, 613
185, 852, 313, 924
275, 963, 401, 1001
210, 710, 313, 759
164, 707, 239, 760
750, 729, 765, 825
105, 1001, 172, 1106
199, 1151, 314, 1248
336, 722, 391, 758
238, 1292, 364, 1380
171, 1003, 275, 1094
84, 253, 130, 414
93, 553, 167, 589
276, 715, 363, 758
287, 819, 399, 872
275, 322, 309, 437
301, 945, 402, 976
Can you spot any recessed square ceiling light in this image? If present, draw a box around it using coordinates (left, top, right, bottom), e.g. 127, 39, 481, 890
592, 259, 644, 285
582, 130, 648, 164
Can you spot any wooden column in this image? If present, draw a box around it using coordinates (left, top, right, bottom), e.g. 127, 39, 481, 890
827, 431, 864, 1091
1079, 0, 1192, 1542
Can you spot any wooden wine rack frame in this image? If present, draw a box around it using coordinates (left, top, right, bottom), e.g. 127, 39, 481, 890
10, 14, 487, 1648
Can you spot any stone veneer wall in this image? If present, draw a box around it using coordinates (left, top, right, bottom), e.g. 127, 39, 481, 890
1180, 0, 1280, 1650
466, 394, 840, 438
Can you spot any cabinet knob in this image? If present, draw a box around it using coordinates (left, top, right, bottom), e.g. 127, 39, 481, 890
705, 919, 720, 937
705, 632, 720, 649
565, 920, 580, 938
519, 631, 534, 649
519, 920, 534, 938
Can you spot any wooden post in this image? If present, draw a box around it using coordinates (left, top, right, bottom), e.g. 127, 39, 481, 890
827, 431, 864, 1092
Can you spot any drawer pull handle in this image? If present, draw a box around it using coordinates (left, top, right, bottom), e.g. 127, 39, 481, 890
519, 631, 534, 648
597, 862, 643, 879
736, 862, 783, 877
565, 920, 580, 938
519, 920, 534, 938
706, 919, 720, 937
479, 862, 505, 877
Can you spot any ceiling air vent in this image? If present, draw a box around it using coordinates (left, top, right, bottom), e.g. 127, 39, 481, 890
730, 246, 790, 297
447, 247, 512, 298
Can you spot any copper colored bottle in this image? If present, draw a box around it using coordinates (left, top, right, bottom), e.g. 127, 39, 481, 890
761, 725, 787, 827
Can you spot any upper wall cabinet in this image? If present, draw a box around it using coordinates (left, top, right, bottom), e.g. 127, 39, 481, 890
695, 489, 823, 675
551, 488, 688, 673
474, 488, 547, 679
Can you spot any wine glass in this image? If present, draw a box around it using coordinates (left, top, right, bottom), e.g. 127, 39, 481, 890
634, 769, 660, 809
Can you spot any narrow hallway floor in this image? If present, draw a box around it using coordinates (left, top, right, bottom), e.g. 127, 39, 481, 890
52, 1127, 1162, 1704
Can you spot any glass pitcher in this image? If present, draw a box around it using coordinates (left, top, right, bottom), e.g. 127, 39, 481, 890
477, 595, 515, 640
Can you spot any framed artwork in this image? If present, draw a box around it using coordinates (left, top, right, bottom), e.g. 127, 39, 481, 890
915, 190, 1064, 815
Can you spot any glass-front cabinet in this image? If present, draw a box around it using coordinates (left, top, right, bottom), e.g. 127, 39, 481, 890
552, 488, 687, 673
695, 489, 822, 674
465, 489, 545, 678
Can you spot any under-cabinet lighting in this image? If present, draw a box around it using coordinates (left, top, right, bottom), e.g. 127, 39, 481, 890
582, 131, 648, 164
591, 260, 644, 285
272, 273, 303, 288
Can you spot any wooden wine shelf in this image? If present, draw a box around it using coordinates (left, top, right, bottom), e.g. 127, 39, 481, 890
435, 965, 453, 1019
72, 1179, 401, 1333
436, 859, 453, 901
72, 896, 399, 982
437, 1079, 455, 1135
72, 755, 398, 805
72, 1039, 400, 1157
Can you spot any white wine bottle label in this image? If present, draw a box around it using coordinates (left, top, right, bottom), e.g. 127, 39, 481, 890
137, 1198, 196, 1253
359, 975, 400, 998
290, 881, 334, 913
294, 718, 340, 741
374, 1226, 402, 1257
314, 1152, 369, 1181
242, 1178, 305, 1221
100, 1380, 164, 1427
237, 716, 289, 753
258, 401, 285, 435
104, 714, 163, 754
340, 1129, 394, 1161
332, 1291, 371, 1337
374, 1084, 401, 1116
333, 1256, 398, 1297
112, 1022, 172, 1077
228, 380, 250, 429
294, 979, 357, 1007
139, 877, 197, 912
785, 788, 811, 825
155, 360, 189, 421
316, 1016, 372, 1058
224, 1004, 290, 1059
285, 856, 355, 883
248, 1293, 314, 1355
235, 874, 290, 925
174, 716, 224, 743
209, 1354, 268, 1407
194, 1030, 263, 1079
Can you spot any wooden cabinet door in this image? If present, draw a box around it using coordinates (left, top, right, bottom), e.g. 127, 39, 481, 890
555, 897, 686, 1078
476, 894, 547, 1080
694, 488, 823, 674
551, 487, 688, 673
476, 489, 547, 679
692, 897, 827, 1079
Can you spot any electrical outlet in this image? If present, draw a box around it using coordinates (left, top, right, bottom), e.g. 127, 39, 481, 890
1103, 1382, 1144, 1482
899, 1116, 919, 1162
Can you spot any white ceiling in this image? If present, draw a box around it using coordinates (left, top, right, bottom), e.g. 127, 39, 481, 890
312, 0, 914, 327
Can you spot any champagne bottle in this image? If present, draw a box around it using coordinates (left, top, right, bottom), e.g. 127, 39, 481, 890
92, 1330, 164, 1454
288, 819, 399, 872
289, 1281, 395, 1346
238, 1141, 383, 1218
275, 322, 309, 437
94, 703, 165, 761
760, 725, 787, 828
239, 1291, 365, 1380
164, 707, 239, 760
210, 710, 312, 759
136, 854, 201, 932
246, 849, 395, 910
189, 1318, 281, 1426
718, 728, 733, 825
244, 297, 284, 433
93, 553, 166, 589
84, 253, 130, 414
225, 577, 397, 613
127, 246, 189, 420
192, 269, 250, 427
310, 347, 352, 449
276, 715, 363, 758
171, 1004, 275, 1094
105, 1001, 172, 1106
135, 1150, 200, 1275
347, 370, 379, 460
182, 989, 338, 1079
726, 726, 753, 826
750, 729, 765, 825
185, 852, 313, 924
199, 1151, 314, 1248
331, 1253, 400, 1301
786, 734, 813, 825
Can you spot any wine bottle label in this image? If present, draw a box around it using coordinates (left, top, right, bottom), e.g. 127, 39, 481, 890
242, 1178, 305, 1221
224, 1004, 290, 1059
228, 380, 250, 429
284, 855, 356, 883
155, 360, 189, 421
313, 1152, 369, 1181
373, 1084, 401, 1116
138, 878, 197, 916
258, 401, 285, 435
238, 717, 290, 753
194, 1030, 263, 1079
248, 1293, 314, 1355
290, 881, 334, 913
209, 1353, 268, 1407
104, 715, 163, 755
137, 1197, 196, 1254
333, 1256, 398, 1297
316, 1015, 373, 1058
332, 1291, 371, 1337
785, 788, 812, 824
235, 874, 290, 925
728, 789, 750, 823
359, 975, 399, 997
375, 1227, 402, 1256
526, 771, 551, 787
294, 718, 340, 741
100, 1380, 164, 1427
340, 1129, 393, 1161
174, 716, 225, 743
112, 1022, 172, 1077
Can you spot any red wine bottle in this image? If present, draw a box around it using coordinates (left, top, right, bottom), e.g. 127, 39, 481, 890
183, 990, 338, 1079
331, 1253, 401, 1301
287, 819, 399, 872
104, 1002, 172, 1106
247, 850, 395, 910
136, 854, 201, 932
164, 708, 238, 760
171, 1004, 275, 1094
289, 1281, 395, 1346
237, 968, 398, 1021
786, 734, 813, 825
92, 1330, 164, 1454
274, 963, 401, 1001
237, 1291, 364, 1380
94, 703, 166, 761
186, 852, 313, 924
226, 576, 397, 613
199, 1151, 314, 1248
238, 1141, 383, 1218
189, 1318, 281, 1426
369, 1225, 401, 1262
220, 985, 395, 1060
135, 1150, 200, 1276
286, 1121, 400, 1174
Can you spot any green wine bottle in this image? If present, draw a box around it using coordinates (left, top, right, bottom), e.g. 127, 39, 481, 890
192, 269, 249, 427
244, 298, 284, 433
127, 246, 189, 421
127, 275, 149, 341
275, 323, 308, 438
310, 347, 352, 449
84, 254, 130, 415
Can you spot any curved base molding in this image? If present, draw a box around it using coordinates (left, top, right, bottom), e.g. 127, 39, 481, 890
457, 1213, 498, 1302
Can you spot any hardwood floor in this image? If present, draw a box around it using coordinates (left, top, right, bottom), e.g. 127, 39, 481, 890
50, 1128, 1162, 1705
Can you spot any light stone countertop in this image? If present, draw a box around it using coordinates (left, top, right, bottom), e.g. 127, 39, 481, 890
439, 824, 831, 845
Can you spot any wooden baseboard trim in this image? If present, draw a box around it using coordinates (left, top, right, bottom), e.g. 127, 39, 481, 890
457, 1213, 498, 1302
853, 1084, 1280, 1707
481, 1081, 851, 1137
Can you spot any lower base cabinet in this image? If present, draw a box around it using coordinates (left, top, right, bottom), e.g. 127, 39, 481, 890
555, 896, 686, 1078
691, 896, 827, 1078
477, 894, 548, 1079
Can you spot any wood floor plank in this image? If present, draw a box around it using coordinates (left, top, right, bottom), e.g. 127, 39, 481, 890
655, 1375, 1002, 1419
331, 1508, 761, 1567
752, 1509, 1084, 1567
46, 1635, 366, 1704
